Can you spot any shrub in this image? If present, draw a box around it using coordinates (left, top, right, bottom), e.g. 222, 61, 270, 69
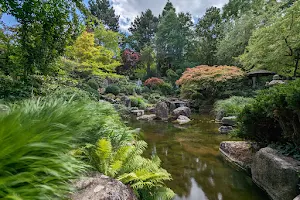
144, 77, 164, 88
237, 79, 300, 146
214, 96, 254, 117
147, 93, 165, 104
87, 78, 99, 90
105, 85, 120, 95
176, 65, 246, 106
156, 82, 173, 95
130, 96, 148, 109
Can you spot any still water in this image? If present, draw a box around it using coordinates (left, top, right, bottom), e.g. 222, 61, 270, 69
127, 114, 269, 200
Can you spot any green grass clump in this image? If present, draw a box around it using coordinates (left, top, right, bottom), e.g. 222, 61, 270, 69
214, 96, 254, 117
0, 98, 87, 199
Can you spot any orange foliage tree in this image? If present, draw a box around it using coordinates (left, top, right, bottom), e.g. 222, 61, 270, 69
176, 65, 245, 106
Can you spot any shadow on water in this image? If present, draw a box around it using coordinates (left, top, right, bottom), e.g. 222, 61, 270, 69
127, 114, 269, 200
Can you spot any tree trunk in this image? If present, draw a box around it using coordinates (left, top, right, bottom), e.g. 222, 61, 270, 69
147, 62, 151, 77
293, 54, 299, 77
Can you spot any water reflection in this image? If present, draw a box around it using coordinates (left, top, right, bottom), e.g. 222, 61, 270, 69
128, 115, 268, 200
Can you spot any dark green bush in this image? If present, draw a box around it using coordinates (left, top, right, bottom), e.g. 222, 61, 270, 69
105, 85, 120, 95
87, 78, 99, 90
237, 79, 300, 145
155, 82, 173, 95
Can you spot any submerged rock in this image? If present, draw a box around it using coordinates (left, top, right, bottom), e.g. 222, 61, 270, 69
71, 173, 137, 200
176, 115, 191, 125
252, 147, 300, 200
155, 102, 169, 120
172, 107, 191, 118
218, 126, 234, 134
221, 116, 237, 126
137, 114, 156, 121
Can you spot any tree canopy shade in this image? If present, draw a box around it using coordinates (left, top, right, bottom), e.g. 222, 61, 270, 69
239, 1, 300, 76
88, 0, 119, 31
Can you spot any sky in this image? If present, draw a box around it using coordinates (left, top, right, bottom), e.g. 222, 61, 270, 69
1, 0, 229, 32
111, 0, 229, 32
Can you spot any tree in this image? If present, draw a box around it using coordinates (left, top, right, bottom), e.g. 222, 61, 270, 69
88, 0, 119, 31
140, 45, 156, 76
195, 7, 222, 65
66, 31, 120, 76
162, 0, 176, 17
216, 14, 257, 66
94, 24, 121, 57
239, 1, 300, 76
128, 9, 158, 52
0, 0, 84, 78
155, 10, 193, 75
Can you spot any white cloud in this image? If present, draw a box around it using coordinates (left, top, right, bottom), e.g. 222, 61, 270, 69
111, 0, 229, 32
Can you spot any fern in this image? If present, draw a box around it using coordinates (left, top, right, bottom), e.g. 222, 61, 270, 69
89, 139, 175, 200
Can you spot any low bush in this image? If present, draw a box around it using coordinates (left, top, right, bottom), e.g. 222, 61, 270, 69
214, 96, 254, 117
156, 82, 173, 95
176, 65, 246, 106
105, 85, 120, 95
144, 77, 164, 88
147, 93, 166, 104
237, 79, 300, 146
130, 96, 148, 109
87, 78, 99, 90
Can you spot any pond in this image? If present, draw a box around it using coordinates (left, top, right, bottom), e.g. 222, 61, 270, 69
127, 114, 269, 200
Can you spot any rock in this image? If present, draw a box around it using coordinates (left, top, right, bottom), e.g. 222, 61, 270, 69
131, 110, 144, 117
219, 141, 257, 173
218, 126, 234, 134
294, 195, 300, 200
172, 107, 191, 118
252, 147, 300, 200
70, 173, 137, 200
137, 114, 156, 121
176, 115, 191, 125
169, 102, 177, 112
266, 80, 285, 87
273, 74, 281, 80
121, 96, 131, 108
146, 107, 156, 113
215, 110, 224, 122
155, 102, 169, 120
221, 116, 237, 126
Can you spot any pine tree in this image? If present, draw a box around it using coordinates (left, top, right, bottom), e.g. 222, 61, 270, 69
129, 9, 159, 52
88, 0, 120, 32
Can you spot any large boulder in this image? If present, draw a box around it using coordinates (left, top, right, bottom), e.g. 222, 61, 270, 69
221, 116, 237, 126
172, 107, 191, 118
137, 114, 156, 121
176, 115, 191, 125
155, 102, 169, 120
252, 147, 300, 200
71, 173, 137, 200
219, 141, 257, 172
